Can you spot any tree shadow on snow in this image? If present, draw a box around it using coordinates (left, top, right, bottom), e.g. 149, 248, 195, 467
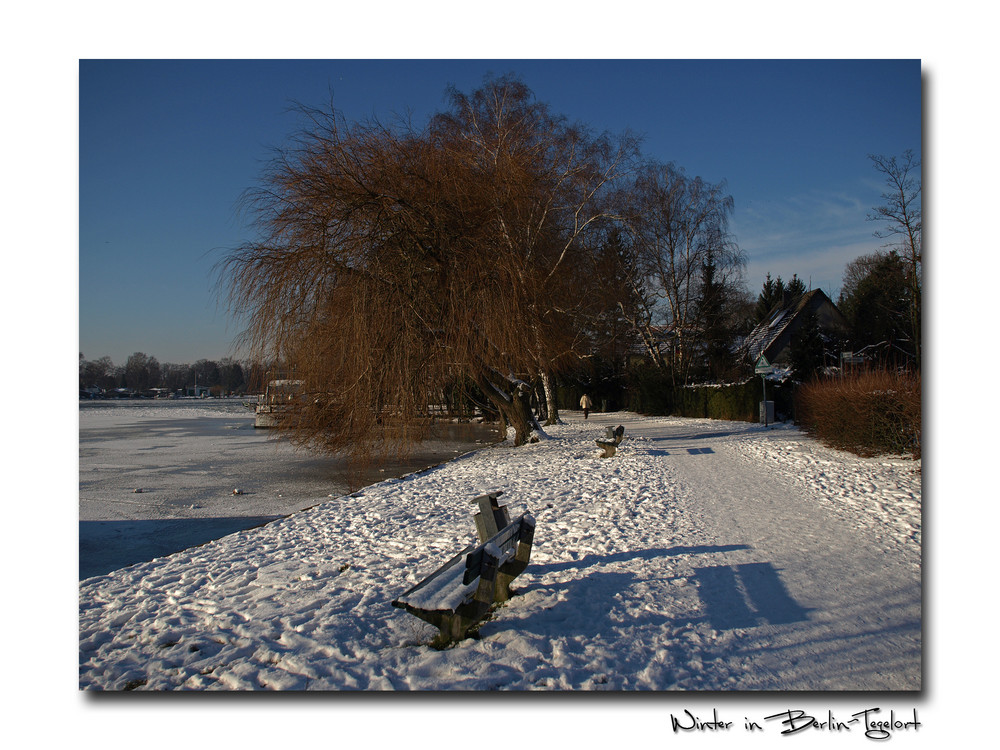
646, 429, 744, 442
79, 516, 284, 580
493, 552, 810, 642
528, 545, 750, 576
642, 446, 716, 456
693, 562, 811, 630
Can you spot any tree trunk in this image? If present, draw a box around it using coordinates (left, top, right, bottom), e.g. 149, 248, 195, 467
541, 370, 561, 425
475, 372, 537, 446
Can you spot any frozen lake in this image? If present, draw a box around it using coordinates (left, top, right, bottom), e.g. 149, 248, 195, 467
79, 399, 499, 579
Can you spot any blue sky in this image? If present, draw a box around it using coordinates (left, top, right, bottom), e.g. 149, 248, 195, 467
79, 59, 921, 365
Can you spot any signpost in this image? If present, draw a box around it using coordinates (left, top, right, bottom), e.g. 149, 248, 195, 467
754, 354, 774, 427
840, 351, 864, 373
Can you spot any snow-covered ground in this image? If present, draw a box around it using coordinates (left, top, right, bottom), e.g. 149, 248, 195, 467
79, 405, 921, 692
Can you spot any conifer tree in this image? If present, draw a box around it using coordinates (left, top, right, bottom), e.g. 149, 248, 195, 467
696, 256, 733, 381
755, 273, 783, 322
786, 273, 807, 299
838, 250, 912, 362
867, 150, 921, 369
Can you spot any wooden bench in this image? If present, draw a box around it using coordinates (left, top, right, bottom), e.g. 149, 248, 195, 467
596, 425, 626, 457
392, 491, 536, 646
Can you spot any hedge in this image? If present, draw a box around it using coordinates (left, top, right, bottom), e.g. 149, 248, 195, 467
794, 370, 921, 459
624, 366, 767, 422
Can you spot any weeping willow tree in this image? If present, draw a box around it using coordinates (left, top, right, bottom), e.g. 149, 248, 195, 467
218, 75, 634, 461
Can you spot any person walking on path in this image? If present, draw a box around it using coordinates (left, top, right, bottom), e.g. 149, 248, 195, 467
580, 393, 593, 419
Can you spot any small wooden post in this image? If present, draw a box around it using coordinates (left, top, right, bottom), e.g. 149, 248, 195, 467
472, 491, 510, 543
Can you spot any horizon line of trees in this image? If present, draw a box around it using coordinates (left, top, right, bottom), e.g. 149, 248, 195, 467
78, 352, 266, 396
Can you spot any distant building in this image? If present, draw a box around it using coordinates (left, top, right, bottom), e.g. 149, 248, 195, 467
254, 379, 303, 428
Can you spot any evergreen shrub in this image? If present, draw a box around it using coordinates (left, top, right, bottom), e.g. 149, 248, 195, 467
626, 365, 760, 422
794, 370, 921, 459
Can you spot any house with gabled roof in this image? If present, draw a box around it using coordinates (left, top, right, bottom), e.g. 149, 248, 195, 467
740, 288, 848, 367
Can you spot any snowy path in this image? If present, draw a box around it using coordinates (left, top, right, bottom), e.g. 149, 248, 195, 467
617, 416, 921, 689
79, 411, 921, 691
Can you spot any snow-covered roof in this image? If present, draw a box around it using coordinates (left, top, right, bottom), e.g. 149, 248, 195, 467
740, 289, 844, 364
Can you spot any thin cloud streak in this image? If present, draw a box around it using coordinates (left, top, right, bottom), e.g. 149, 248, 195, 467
733, 184, 886, 297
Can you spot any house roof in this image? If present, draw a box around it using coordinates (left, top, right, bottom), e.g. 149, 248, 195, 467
741, 289, 842, 363
627, 322, 701, 358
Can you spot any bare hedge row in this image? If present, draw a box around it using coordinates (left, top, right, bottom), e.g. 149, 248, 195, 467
794, 370, 921, 459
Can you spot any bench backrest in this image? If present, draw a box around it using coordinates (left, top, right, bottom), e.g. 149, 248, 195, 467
463, 515, 531, 585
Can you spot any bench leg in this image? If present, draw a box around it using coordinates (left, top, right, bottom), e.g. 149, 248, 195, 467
495, 561, 521, 601
436, 612, 477, 646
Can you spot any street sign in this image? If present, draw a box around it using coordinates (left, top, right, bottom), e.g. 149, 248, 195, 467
754, 354, 773, 375
755, 354, 773, 427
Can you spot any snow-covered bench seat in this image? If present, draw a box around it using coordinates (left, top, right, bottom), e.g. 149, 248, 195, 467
596, 425, 626, 457
392, 492, 536, 646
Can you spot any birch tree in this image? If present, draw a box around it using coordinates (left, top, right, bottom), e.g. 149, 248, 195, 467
431, 76, 638, 425
867, 149, 922, 369
619, 162, 744, 384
